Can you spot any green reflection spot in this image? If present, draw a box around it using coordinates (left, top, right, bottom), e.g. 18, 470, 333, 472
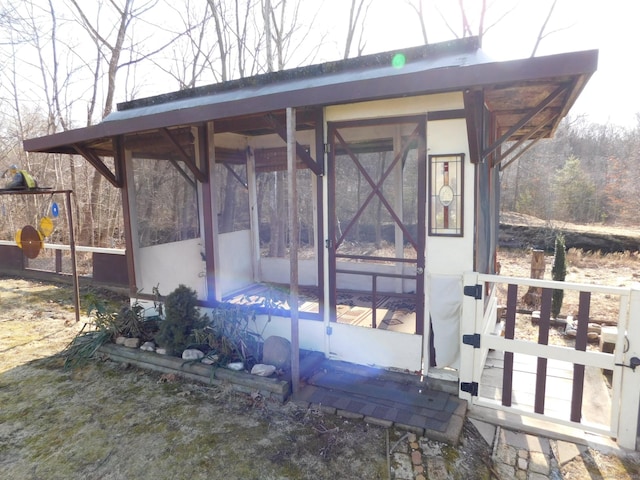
392, 53, 406, 68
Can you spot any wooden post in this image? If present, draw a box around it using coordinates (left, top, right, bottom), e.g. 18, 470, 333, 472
523, 249, 545, 308
287, 107, 300, 394
65, 191, 81, 323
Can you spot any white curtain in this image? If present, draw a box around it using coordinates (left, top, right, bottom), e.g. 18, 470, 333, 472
430, 275, 462, 368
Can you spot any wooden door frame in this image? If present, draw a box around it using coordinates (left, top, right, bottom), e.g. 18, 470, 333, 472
327, 115, 427, 334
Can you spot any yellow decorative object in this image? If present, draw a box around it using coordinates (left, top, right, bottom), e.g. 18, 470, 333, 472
15, 228, 22, 248
39, 216, 54, 237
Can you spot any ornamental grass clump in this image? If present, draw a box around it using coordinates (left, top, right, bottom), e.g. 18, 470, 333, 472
154, 284, 208, 355
551, 233, 567, 319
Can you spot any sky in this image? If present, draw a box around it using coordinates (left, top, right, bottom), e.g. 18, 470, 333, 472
323, 0, 639, 128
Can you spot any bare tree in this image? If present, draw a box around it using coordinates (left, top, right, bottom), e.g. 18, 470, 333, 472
65, 0, 169, 244
530, 0, 560, 57
406, 0, 428, 44
142, 1, 217, 89
344, 0, 372, 59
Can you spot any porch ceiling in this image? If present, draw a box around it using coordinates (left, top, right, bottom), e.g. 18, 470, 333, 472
23, 37, 597, 165
483, 76, 587, 142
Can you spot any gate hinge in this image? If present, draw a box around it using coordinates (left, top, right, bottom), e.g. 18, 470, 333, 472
325, 239, 332, 248
460, 381, 478, 397
463, 284, 482, 299
462, 333, 481, 348
324, 143, 331, 154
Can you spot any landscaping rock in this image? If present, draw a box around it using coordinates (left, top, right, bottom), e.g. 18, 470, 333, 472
115, 336, 127, 345
123, 338, 140, 348
140, 341, 156, 352
251, 364, 276, 377
156, 348, 168, 355
263, 336, 291, 370
227, 362, 244, 371
182, 349, 205, 360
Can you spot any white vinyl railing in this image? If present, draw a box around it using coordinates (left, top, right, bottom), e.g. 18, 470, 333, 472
460, 272, 640, 449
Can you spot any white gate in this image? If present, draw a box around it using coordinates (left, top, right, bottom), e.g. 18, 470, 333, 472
459, 272, 640, 449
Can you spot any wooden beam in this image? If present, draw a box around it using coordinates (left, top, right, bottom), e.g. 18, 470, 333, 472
287, 107, 300, 394
267, 113, 323, 175
427, 109, 466, 121
61, 191, 80, 323
493, 121, 547, 169
72, 143, 121, 187
201, 124, 216, 304
463, 89, 484, 164
114, 136, 138, 296
482, 84, 568, 160
160, 128, 207, 183
222, 162, 248, 189
313, 107, 325, 326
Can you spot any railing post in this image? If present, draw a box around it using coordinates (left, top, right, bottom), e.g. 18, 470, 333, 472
617, 285, 640, 449
55, 249, 62, 273
459, 271, 479, 402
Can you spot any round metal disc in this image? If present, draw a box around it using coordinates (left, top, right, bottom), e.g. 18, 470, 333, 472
20, 225, 43, 259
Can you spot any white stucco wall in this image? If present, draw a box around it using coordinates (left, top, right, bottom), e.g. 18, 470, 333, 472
137, 238, 206, 298
259, 257, 317, 286
217, 230, 254, 296
251, 315, 422, 372
425, 118, 473, 275
325, 92, 463, 122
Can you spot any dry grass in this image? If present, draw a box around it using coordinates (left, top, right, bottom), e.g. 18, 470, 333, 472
498, 247, 640, 324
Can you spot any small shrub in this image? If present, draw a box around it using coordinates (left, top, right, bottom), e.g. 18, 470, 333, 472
154, 285, 208, 355
192, 304, 263, 369
59, 294, 121, 370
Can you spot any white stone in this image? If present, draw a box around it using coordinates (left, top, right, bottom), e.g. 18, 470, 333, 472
123, 337, 140, 348
182, 349, 205, 360
391, 452, 413, 480
251, 364, 276, 376
140, 341, 155, 352
156, 348, 168, 355
115, 336, 127, 345
517, 456, 528, 470
529, 451, 550, 475
227, 362, 244, 371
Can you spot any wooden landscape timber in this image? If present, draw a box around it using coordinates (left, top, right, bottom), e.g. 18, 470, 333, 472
499, 223, 640, 253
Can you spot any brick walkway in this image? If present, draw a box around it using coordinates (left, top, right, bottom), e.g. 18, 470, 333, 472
292, 359, 466, 444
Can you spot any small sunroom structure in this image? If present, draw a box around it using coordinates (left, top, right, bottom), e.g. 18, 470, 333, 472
23, 37, 597, 377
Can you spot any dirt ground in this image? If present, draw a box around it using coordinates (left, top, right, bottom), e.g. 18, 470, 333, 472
1, 253, 640, 479
0, 276, 492, 479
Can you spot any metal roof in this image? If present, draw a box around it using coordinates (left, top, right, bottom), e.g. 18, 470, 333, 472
23, 37, 597, 159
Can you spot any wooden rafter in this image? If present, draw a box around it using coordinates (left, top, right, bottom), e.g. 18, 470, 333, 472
498, 137, 542, 172
463, 89, 484, 164
493, 120, 548, 169
222, 162, 248, 189
482, 83, 568, 160
266, 113, 323, 175
160, 128, 207, 183
72, 143, 122, 188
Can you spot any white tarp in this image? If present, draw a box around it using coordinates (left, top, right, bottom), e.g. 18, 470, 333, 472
430, 275, 462, 368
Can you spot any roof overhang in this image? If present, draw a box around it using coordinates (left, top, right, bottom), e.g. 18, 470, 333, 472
23, 38, 597, 166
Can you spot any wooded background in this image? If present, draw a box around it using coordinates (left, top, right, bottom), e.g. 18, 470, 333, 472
0, 0, 637, 250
